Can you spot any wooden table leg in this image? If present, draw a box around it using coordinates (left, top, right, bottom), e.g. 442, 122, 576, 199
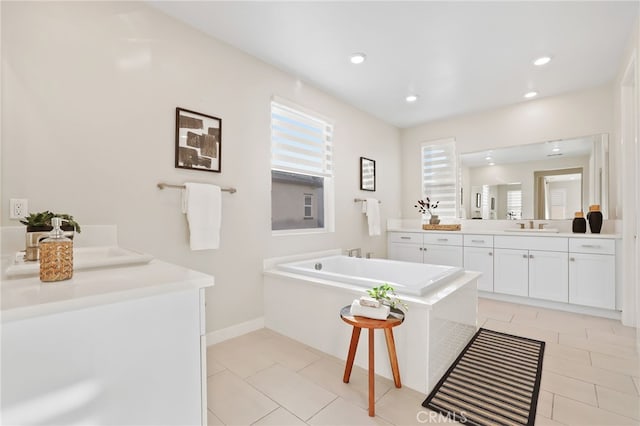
343, 327, 361, 383
384, 328, 402, 388
368, 328, 375, 417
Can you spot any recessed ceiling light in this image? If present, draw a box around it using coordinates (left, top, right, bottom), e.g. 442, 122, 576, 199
533, 56, 552, 66
552, 147, 560, 152
524, 91, 538, 99
485, 156, 492, 161
350, 53, 366, 64
489, 162, 496, 166
405, 95, 418, 103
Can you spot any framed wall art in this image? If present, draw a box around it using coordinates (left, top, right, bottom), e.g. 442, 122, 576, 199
175, 107, 222, 173
360, 157, 376, 191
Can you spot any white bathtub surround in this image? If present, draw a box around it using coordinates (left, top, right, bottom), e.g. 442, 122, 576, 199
263, 252, 479, 394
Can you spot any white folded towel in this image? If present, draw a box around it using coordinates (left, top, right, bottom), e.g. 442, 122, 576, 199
364, 198, 381, 236
350, 299, 390, 320
182, 183, 222, 250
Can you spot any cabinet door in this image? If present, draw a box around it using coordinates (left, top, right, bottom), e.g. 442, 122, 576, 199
464, 247, 494, 292
388, 242, 423, 263
494, 248, 528, 296
569, 253, 615, 309
528, 250, 568, 303
423, 244, 463, 267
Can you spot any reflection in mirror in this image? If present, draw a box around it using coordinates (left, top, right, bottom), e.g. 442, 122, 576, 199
460, 134, 608, 220
534, 168, 583, 219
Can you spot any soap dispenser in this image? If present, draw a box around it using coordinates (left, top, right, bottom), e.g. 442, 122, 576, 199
39, 217, 73, 282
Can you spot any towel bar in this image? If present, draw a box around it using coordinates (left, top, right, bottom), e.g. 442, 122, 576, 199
157, 182, 237, 193
354, 198, 381, 204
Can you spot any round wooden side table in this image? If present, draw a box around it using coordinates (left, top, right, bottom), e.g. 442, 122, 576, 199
339, 305, 405, 417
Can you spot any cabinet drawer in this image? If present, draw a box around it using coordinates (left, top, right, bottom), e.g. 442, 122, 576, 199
423, 233, 463, 246
464, 235, 494, 248
388, 232, 422, 244
494, 235, 568, 252
569, 238, 615, 255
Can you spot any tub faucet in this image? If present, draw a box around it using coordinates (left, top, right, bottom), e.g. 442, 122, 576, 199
529, 220, 534, 229
347, 248, 362, 258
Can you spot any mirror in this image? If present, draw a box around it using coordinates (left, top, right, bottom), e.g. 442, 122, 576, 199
460, 134, 608, 220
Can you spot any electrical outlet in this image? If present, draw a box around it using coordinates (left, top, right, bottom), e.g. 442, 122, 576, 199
10, 199, 28, 219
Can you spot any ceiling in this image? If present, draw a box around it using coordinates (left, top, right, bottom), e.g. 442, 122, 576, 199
149, 1, 638, 128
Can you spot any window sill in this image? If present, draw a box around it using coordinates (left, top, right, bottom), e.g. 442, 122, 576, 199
272, 228, 331, 237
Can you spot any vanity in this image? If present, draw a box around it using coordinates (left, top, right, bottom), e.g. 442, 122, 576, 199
1, 226, 213, 425
388, 229, 621, 316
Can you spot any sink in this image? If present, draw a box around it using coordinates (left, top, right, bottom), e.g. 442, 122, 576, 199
5, 246, 154, 278
504, 228, 560, 233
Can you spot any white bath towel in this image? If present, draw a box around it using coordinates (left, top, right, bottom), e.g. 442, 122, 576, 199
182, 183, 222, 250
364, 198, 381, 236
350, 299, 390, 320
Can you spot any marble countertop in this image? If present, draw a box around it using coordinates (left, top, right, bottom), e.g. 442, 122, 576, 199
387, 227, 621, 239
1, 258, 214, 322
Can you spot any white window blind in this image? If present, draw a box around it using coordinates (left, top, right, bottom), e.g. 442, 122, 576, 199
507, 190, 522, 220
421, 140, 457, 218
271, 101, 333, 177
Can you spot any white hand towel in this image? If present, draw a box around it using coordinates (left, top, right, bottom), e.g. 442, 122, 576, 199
350, 299, 390, 320
182, 183, 222, 250
365, 198, 381, 236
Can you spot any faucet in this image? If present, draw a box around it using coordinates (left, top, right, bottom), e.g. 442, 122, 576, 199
24, 229, 74, 261
529, 220, 534, 229
347, 248, 362, 258
25, 231, 51, 261
538, 223, 549, 230
516, 222, 525, 229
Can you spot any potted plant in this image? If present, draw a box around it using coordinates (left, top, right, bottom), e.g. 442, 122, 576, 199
367, 283, 408, 311
20, 211, 81, 233
415, 197, 440, 225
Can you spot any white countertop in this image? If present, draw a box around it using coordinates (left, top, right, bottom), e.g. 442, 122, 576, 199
1, 258, 214, 323
387, 227, 621, 239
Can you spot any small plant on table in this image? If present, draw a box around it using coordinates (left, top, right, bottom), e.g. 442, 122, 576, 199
367, 283, 408, 311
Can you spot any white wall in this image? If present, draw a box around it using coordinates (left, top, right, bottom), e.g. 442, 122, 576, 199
612, 14, 639, 332
0, 2, 401, 332
400, 86, 614, 219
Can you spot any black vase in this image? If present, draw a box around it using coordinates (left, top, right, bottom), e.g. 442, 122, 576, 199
587, 211, 603, 234
572, 217, 587, 233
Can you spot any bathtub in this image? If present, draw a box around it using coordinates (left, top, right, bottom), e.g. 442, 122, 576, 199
264, 250, 479, 394
277, 255, 464, 296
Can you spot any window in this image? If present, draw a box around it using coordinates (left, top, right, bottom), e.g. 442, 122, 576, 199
303, 193, 313, 219
271, 99, 334, 232
507, 190, 522, 220
421, 139, 458, 218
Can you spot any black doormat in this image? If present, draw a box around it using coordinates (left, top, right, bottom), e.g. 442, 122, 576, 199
422, 328, 545, 426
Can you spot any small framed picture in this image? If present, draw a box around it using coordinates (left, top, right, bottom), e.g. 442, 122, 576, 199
360, 157, 376, 191
175, 107, 222, 173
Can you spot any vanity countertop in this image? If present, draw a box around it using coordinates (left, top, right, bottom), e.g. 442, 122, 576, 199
1, 258, 214, 322
387, 227, 621, 239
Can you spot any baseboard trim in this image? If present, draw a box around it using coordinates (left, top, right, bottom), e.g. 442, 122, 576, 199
479, 292, 622, 320
206, 317, 265, 346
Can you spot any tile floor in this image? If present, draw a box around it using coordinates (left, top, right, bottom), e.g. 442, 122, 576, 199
206, 298, 639, 425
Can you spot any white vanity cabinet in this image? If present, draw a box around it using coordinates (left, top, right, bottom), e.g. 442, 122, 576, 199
493, 236, 569, 302
387, 232, 463, 267
422, 233, 463, 267
568, 239, 616, 309
387, 232, 423, 263
463, 235, 494, 292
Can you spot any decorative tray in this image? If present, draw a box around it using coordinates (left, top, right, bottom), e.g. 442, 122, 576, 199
422, 224, 462, 231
